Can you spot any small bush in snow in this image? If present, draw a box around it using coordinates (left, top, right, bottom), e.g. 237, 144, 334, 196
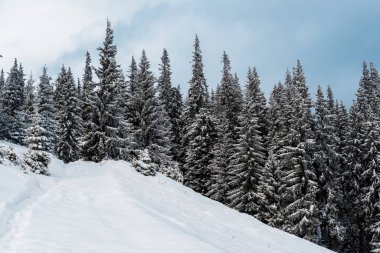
3, 147, 19, 165
161, 162, 183, 183
23, 150, 50, 176
132, 149, 157, 176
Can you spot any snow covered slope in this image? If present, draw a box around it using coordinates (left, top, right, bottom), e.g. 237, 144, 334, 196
0, 142, 333, 253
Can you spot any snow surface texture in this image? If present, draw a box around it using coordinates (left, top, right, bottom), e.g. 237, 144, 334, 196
0, 142, 333, 253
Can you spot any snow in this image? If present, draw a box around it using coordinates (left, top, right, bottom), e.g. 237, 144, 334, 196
0, 142, 334, 253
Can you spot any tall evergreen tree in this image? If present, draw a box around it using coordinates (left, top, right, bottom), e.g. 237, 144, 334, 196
261, 149, 283, 227
209, 52, 242, 205
24, 108, 50, 175
54, 66, 67, 117
180, 35, 208, 169
215, 52, 242, 126
83, 20, 124, 161
95, 19, 122, 160
227, 69, 267, 218
80, 52, 99, 160
36, 66, 56, 152
345, 62, 380, 253
207, 113, 233, 204
55, 67, 81, 163
245, 67, 267, 145
184, 108, 217, 194
335, 101, 352, 253
168, 85, 183, 161
314, 85, 345, 249
274, 66, 318, 241
81, 51, 95, 125
157, 49, 183, 161
262, 82, 286, 227
2, 59, 26, 143
126, 56, 140, 131
134, 50, 171, 165
114, 71, 136, 161
2, 59, 25, 114
183, 35, 208, 120
24, 73, 35, 127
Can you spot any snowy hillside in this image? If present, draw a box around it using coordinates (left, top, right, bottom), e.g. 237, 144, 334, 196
0, 142, 333, 253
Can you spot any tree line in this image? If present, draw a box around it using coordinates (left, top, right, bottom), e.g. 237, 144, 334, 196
0, 20, 379, 253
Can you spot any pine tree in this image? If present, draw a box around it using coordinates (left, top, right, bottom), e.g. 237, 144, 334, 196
36, 66, 56, 152
261, 150, 283, 227
207, 115, 230, 203
227, 67, 267, 218
266, 82, 286, 153
0, 69, 4, 91
168, 85, 183, 161
184, 108, 217, 194
2, 59, 25, 115
245, 67, 268, 147
24, 109, 50, 176
80, 52, 99, 161
214, 52, 242, 127
345, 100, 367, 252
126, 56, 140, 130
158, 49, 172, 111
76, 78, 82, 99
275, 66, 318, 241
227, 101, 266, 218
262, 82, 286, 227
24, 73, 36, 127
233, 73, 244, 105
367, 63, 380, 253
55, 67, 81, 163
54, 66, 67, 118
76, 78, 83, 122
81, 51, 95, 126
134, 50, 171, 165
183, 35, 208, 120
85, 19, 124, 161
209, 52, 242, 205
2, 59, 27, 143
157, 49, 183, 161
343, 62, 380, 253
180, 35, 208, 169
314, 85, 345, 249
333, 100, 354, 253
114, 72, 136, 161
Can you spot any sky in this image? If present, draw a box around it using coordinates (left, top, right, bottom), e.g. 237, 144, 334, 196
0, 0, 379, 105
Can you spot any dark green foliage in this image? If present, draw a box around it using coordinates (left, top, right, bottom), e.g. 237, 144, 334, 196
55, 67, 81, 163
25, 111, 50, 176
82, 20, 125, 162
180, 35, 208, 170
36, 66, 56, 152
184, 109, 217, 194
134, 50, 171, 165
1, 59, 27, 143
227, 67, 267, 218
157, 49, 183, 161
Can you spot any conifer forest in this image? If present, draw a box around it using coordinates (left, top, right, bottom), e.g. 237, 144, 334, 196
1, 20, 380, 253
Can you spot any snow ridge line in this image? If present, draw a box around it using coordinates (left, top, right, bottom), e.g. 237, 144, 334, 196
0, 179, 60, 252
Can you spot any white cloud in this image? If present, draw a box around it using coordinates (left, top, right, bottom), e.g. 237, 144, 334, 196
0, 0, 181, 76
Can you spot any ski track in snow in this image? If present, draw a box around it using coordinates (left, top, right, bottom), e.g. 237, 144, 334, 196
0, 179, 60, 252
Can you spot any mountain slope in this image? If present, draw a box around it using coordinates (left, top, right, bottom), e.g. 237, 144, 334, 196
0, 142, 333, 253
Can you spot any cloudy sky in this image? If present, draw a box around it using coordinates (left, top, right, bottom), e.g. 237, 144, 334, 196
0, 0, 379, 105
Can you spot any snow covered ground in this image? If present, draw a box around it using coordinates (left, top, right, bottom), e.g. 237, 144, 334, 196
0, 142, 333, 253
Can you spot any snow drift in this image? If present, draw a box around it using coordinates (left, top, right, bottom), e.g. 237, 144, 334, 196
0, 142, 333, 253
